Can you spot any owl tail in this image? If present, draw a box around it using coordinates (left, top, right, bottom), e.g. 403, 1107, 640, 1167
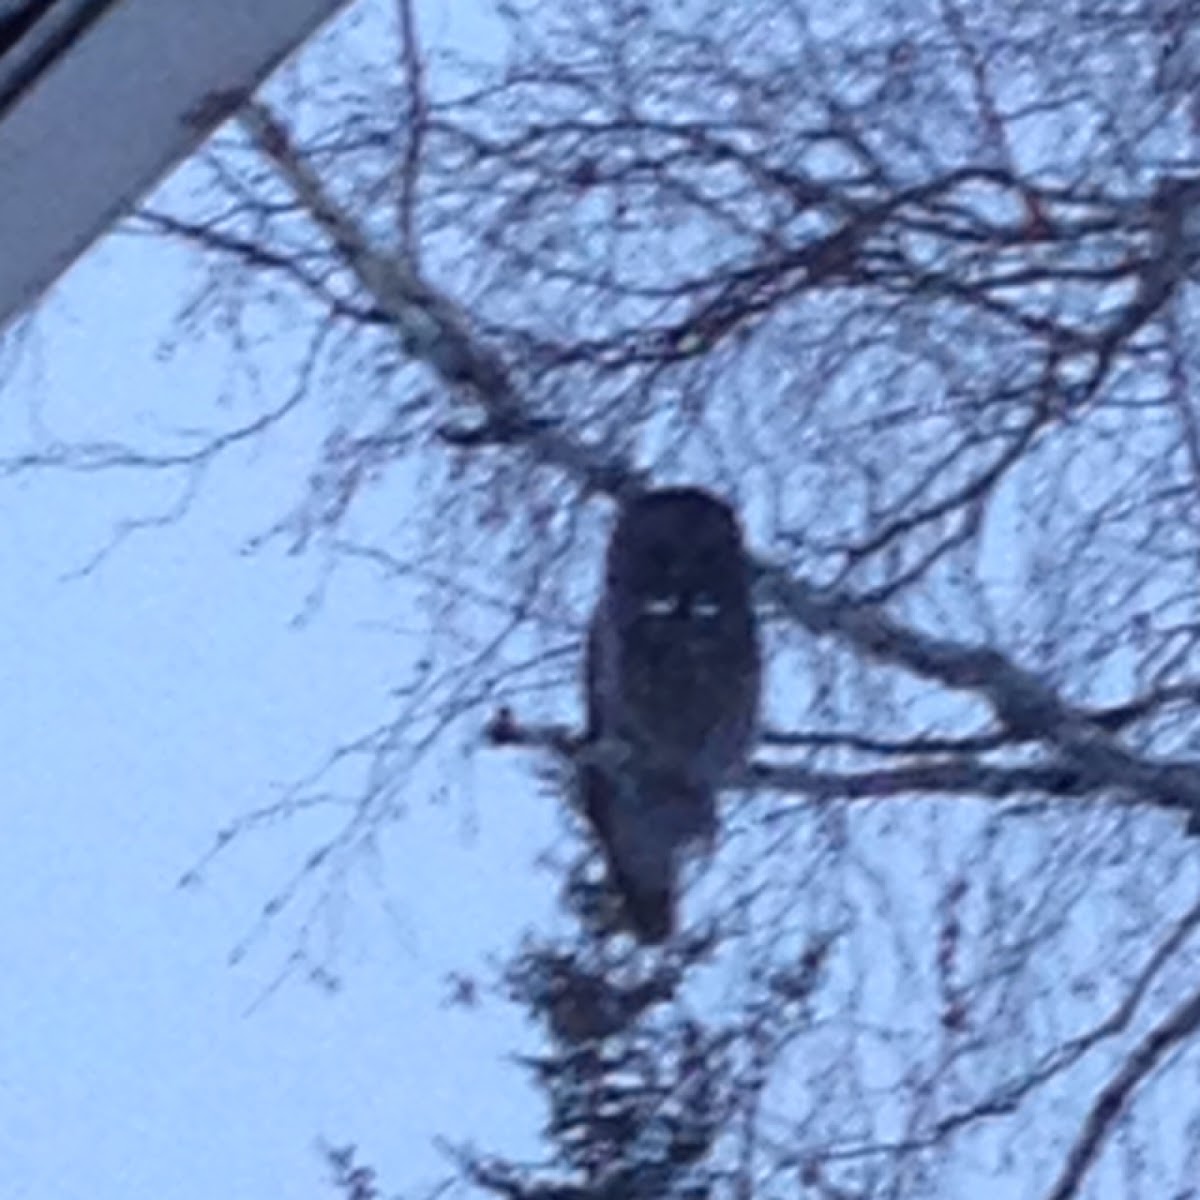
591, 800, 679, 944
584, 766, 717, 944
579, 759, 678, 944
615, 860, 677, 944
620, 778, 716, 943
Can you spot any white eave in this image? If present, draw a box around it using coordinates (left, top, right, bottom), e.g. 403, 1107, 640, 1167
0, 0, 352, 332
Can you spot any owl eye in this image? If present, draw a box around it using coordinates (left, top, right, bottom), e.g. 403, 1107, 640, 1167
642, 595, 678, 618
692, 594, 721, 619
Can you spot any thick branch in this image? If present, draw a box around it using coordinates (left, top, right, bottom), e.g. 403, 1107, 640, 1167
762, 573, 1200, 828
237, 100, 641, 500
763, 682, 1200, 756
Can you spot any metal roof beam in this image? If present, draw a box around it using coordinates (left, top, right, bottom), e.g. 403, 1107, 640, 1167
0, 0, 351, 331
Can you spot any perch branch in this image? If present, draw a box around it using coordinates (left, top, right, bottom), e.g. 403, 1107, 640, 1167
484, 713, 1167, 814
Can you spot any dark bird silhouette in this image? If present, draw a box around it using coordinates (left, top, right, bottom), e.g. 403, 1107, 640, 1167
582, 487, 761, 942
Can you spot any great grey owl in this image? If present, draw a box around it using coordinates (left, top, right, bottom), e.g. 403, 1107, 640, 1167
581, 487, 761, 942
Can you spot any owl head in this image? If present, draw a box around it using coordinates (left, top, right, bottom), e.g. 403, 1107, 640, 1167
604, 487, 753, 631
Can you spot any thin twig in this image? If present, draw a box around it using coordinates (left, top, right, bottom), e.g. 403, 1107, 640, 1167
395, 0, 428, 264
1044, 979, 1200, 1200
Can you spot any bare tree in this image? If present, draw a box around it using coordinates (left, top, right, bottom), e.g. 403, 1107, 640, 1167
11, 0, 1200, 1195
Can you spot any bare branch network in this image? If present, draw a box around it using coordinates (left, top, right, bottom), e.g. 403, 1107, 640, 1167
233, 94, 1200, 837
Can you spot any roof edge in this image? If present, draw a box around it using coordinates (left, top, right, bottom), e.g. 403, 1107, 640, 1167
0, 0, 353, 330
0, 0, 120, 119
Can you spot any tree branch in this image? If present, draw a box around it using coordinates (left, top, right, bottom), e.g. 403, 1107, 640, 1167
762, 682, 1200, 756
1044, 978, 1200, 1200
484, 712, 1141, 812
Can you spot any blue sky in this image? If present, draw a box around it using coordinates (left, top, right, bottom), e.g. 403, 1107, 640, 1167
0, 7, 560, 1196
1, 233, 553, 1200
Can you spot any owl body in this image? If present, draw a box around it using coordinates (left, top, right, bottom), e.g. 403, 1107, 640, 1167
582, 487, 761, 942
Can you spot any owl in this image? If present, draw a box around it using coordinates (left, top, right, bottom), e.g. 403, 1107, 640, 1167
581, 487, 761, 942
